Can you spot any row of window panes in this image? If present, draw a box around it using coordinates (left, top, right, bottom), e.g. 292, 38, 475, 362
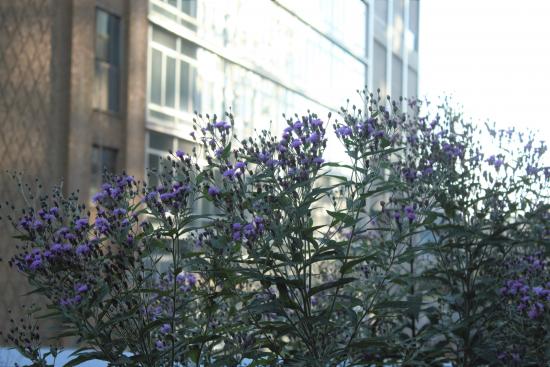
149, 25, 199, 116
276, 0, 368, 57
151, 0, 198, 31
147, 26, 353, 131
158, 0, 197, 17
192, 0, 366, 102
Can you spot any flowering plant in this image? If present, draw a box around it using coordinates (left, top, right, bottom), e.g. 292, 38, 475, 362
1, 92, 548, 366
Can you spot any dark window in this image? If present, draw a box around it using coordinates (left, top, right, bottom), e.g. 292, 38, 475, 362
94, 8, 121, 113
90, 146, 118, 199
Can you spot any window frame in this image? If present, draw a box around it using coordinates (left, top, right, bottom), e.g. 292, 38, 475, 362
94, 7, 123, 115
147, 25, 199, 127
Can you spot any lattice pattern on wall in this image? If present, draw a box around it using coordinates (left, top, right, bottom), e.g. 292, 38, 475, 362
0, 0, 56, 334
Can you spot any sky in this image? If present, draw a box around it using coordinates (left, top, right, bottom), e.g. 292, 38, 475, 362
419, 0, 550, 141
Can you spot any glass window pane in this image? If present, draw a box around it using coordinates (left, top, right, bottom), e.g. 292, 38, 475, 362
96, 10, 109, 60
151, 49, 162, 104
408, 67, 418, 98
147, 154, 160, 187
177, 138, 195, 154
373, 41, 387, 97
152, 26, 177, 50
181, 0, 197, 17
95, 8, 121, 112
375, 0, 387, 22
94, 61, 108, 110
179, 60, 190, 111
392, 55, 403, 98
108, 14, 120, 65
108, 66, 120, 112
148, 153, 160, 170
165, 57, 176, 107
149, 131, 173, 151
180, 38, 197, 59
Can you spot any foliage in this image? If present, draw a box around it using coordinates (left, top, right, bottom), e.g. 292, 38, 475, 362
1, 92, 549, 366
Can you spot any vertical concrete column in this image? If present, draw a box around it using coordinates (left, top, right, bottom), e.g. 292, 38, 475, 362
66, 0, 96, 199
125, 0, 148, 182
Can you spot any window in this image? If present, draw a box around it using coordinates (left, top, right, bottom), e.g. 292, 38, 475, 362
148, 25, 199, 122
90, 146, 118, 199
373, 41, 387, 97
392, 55, 403, 99
94, 8, 121, 113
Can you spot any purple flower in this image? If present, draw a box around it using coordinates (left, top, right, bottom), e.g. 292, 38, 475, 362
232, 223, 242, 231
76, 243, 90, 256
232, 231, 241, 241
31, 219, 43, 231
527, 303, 543, 319
113, 208, 127, 217
293, 121, 303, 130
176, 150, 189, 159
404, 206, 416, 221
313, 157, 325, 164
336, 126, 352, 137
487, 155, 496, 165
422, 166, 434, 175
155, 340, 166, 351
186, 273, 197, 286
311, 118, 323, 127
160, 323, 171, 334
258, 152, 270, 162
208, 186, 221, 196
94, 217, 110, 234
526, 165, 538, 175
223, 168, 235, 179
235, 161, 246, 169
243, 223, 256, 238
214, 121, 226, 129
307, 132, 320, 144
145, 191, 158, 201
29, 259, 42, 270
291, 139, 302, 148
74, 218, 89, 231
75, 283, 89, 293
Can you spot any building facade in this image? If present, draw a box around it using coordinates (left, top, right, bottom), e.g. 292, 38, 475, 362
0, 0, 419, 336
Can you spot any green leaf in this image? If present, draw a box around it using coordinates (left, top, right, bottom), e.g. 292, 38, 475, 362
309, 277, 356, 296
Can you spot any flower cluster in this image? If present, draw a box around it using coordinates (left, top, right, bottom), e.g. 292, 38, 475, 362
500, 253, 550, 320
487, 154, 504, 170
393, 205, 417, 226
231, 216, 265, 244
92, 175, 136, 206
222, 161, 247, 181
